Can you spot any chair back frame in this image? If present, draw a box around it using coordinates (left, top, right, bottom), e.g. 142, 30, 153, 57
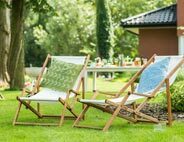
31, 54, 90, 96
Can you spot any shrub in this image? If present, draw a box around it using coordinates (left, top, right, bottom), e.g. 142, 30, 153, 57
169, 69, 184, 111
170, 81, 184, 111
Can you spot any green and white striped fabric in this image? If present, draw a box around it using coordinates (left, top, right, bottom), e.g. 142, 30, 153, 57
41, 58, 83, 92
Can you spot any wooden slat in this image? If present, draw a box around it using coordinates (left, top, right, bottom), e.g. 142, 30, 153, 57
136, 119, 158, 123
166, 79, 172, 126
42, 115, 76, 119
85, 102, 137, 123
133, 92, 152, 98
17, 97, 42, 118
135, 111, 159, 123
132, 102, 137, 120
98, 91, 116, 96
13, 102, 22, 125
74, 125, 103, 130
58, 98, 78, 118
14, 122, 59, 126
73, 105, 90, 127
31, 54, 51, 95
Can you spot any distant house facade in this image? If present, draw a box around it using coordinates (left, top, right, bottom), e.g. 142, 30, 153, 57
121, 0, 184, 58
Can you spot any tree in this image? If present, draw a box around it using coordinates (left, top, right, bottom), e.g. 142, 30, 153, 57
7, 0, 53, 89
96, 0, 114, 60
26, 0, 96, 63
8, 0, 25, 89
0, 0, 10, 84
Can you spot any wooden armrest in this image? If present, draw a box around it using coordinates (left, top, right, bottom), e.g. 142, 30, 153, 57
21, 86, 38, 97
133, 92, 152, 98
25, 90, 31, 94
105, 99, 118, 106
69, 89, 80, 96
96, 90, 116, 96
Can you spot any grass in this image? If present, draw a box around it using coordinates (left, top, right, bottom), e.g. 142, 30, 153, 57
0, 78, 184, 142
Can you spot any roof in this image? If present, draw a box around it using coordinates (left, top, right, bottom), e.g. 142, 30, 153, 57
121, 4, 177, 28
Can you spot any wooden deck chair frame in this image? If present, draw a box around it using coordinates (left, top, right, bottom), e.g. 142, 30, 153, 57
13, 54, 90, 126
73, 54, 184, 131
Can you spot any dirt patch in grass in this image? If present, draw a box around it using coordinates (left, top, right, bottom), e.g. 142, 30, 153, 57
108, 103, 184, 121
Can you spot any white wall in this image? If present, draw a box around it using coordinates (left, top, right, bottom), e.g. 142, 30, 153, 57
178, 36, 184, 55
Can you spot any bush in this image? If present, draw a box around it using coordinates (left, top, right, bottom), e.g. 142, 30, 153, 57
170, 70, 184, 111
171, 81, 184, 111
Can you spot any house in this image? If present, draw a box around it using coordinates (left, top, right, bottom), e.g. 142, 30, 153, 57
121, 0, 184, 58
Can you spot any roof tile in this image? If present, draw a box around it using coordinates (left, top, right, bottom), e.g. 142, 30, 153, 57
121, 4, 176, 28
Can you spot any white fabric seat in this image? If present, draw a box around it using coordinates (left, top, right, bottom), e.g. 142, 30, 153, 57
20, 88, 75, 102
80, 94, 145, 105
20, 56, 86, 102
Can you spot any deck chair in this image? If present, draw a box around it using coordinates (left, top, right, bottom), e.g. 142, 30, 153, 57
73, 54, 184, 131
13, 54, 90, 126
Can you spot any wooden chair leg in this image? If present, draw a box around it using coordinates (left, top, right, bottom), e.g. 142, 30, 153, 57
59, 98, 78, 118
17, 97, 42, 118
82, 77, 85, 119
166, 79, 172, 126
103, 93, 130, 131
73, 105, 90, 127
167, 93, 172, 126
13, 102, 22, 125
59, 102, 67, 126
132, 102, 137, 121
37, 103, 41, 118
102, 106, 122, 132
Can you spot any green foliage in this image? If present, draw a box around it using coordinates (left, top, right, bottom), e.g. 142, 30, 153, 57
175, 70, 184, 82
0, 0, 11, 8
25, 0, 54, 13
44, 0, 96, 56
170, 70, 184, 111
24, 0, 96, 66
171, 81, 184, 111
24, 13, 47, 67
24, 0, 177, 66
96, 0, 114, 60
24, 0, 55, 67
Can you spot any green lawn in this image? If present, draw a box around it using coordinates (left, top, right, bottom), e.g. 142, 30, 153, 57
0, 78, 184, 142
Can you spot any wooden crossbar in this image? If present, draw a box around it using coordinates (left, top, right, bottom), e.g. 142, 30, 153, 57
42, 115, 76, 119
14, 122, 59, 126
74, 125, 103, 130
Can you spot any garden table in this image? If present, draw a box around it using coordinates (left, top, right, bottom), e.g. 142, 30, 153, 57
85, 66, 142, 91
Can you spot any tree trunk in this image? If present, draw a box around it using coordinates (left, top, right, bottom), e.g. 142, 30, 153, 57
8, 0, 24, 89
14, 47, 25, 88
0, 0, 10, 84
96, 0, 114, 60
